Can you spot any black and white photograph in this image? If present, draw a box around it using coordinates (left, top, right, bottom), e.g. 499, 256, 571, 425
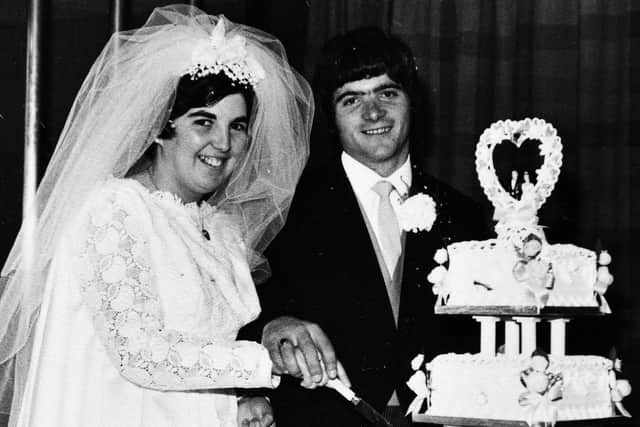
0, 1, 638, 426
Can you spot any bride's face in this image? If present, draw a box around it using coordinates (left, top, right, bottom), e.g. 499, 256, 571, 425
159, 93, 249, 203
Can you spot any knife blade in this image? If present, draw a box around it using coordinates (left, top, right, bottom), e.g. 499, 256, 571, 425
326, 379, 394, 427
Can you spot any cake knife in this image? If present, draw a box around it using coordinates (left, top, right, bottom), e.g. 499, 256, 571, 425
326, 379, 394, 427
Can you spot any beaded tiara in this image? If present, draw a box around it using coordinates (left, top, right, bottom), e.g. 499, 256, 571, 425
184, 19, 266, 87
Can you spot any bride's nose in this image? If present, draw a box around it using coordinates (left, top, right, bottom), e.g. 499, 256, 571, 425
210, 128, 231, 152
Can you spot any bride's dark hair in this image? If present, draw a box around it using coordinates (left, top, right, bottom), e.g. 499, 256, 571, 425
158, 73, 255, 139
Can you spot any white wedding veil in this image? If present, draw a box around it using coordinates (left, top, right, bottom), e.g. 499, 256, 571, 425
0, 4, 312, 420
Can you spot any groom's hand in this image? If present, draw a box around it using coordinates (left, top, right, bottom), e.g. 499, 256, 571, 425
262, 316, 339, 385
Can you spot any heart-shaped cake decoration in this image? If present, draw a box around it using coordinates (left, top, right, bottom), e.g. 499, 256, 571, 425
492, 138, 544, 200
475, 118, 562, 222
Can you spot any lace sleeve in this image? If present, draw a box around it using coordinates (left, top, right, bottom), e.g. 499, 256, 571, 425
74, 186, 276, 391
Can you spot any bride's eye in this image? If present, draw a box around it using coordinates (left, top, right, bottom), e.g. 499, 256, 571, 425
230, 121, 248, 133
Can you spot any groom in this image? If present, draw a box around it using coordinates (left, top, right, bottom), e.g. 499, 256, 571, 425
250, 27, 487, 426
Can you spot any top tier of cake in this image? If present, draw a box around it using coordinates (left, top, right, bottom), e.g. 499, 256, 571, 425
427, 118, 613, 313
442, 238, 598, 308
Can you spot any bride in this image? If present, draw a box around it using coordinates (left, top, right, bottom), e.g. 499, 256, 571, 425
0, 5, 313, 426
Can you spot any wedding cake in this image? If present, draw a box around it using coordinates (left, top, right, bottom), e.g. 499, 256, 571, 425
408, 118, 631, 426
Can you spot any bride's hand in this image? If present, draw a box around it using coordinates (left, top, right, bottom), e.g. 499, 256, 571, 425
236, 396, 274, 427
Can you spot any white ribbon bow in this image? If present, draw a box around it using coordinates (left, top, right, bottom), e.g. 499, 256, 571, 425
405, 354, 429, 416
609, 370, 632, 417
518, 391, 559, 427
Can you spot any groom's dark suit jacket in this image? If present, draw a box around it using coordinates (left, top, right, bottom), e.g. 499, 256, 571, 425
249, 157, 488, 426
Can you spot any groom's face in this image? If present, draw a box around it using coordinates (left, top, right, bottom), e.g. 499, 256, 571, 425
333, 73, 411, 176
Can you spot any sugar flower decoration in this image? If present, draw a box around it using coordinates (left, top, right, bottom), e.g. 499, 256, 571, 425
396, 193, 437, 233
406, 353, 429, 416
594, 250, 614, 313
512, 234, 554, 311
185, 19, 266, 87
597, 266, 614, 286
410, 353, 424, 371
522, 235, 543, 259
428, 248, 449, 298
433, 248, 448, 264
427, 265, 447, 287
598, 250, 612, 266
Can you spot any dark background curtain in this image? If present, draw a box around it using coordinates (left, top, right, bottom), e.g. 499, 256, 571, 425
0, 0, 638, 418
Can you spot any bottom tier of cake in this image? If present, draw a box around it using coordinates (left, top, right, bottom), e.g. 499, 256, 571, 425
425, 353, 615, 422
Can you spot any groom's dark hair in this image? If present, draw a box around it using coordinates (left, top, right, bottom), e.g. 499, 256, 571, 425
313, 26, 427, 155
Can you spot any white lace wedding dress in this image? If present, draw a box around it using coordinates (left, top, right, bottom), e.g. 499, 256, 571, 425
15, 178, 275, 427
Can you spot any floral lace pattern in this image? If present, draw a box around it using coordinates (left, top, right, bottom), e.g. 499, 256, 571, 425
74, 183, 271, 390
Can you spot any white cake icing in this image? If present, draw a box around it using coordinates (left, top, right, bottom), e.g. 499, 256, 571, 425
441, 238, 599, 308
425, 354, 614, 421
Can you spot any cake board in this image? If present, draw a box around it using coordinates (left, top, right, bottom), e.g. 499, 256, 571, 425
413, 414, 633, 426
434, 306, 606, 317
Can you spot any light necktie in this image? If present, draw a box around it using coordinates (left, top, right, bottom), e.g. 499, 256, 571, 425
372, 180, 402, 276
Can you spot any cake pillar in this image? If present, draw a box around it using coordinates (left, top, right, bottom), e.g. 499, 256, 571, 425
550, 318, 569, 356
504, 320, 520, 356
515, 317, 539, 356
474, 316, 499, 355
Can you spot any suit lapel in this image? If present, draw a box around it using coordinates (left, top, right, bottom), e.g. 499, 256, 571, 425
402, 167, 444, 281
398, 166, 444, 336
326, 163, 399, 332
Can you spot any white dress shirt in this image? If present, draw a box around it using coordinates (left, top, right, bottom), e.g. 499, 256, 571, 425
341, 152, 412, 275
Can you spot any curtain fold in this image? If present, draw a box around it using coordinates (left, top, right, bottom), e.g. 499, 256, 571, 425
304, 0, 394, 77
